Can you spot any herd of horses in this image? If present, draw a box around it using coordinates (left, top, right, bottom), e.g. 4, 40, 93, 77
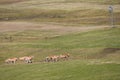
5, 56, 34, 64
5, 53, 70, 64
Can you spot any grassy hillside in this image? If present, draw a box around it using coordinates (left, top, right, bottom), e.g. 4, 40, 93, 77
0, 28, 120, 64
0, 0, 120, 26
0, 0, 29, 4
63, 0, 120, 4
0, 1, 120, 80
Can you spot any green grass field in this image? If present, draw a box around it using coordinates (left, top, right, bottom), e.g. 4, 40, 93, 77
0, 60, 120, 80
0, 0, 120, 80
0, 28, 120, 64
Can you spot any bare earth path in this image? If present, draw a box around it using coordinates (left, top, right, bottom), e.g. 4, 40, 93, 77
0, 22, 108, 34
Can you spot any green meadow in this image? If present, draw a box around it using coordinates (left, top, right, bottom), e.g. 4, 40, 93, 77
0, 0, 120, 80
0, 28, 120, 80
0, 28, 120, 63
0, 60, 120, 80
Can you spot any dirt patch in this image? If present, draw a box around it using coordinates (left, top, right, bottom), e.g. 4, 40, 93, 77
97, 48, 120, 58
87, 48, 120, 59
0, 22, 108, 34
0, 22, 42, 32
102, 48, 120, 53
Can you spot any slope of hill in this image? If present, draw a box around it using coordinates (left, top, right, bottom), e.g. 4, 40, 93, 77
0, 1, 120, 80
0, 27, 120, 64
0, 0, 120, 26
0, 0, 29, 4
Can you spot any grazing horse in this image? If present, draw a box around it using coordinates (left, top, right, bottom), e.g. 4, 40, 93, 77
45, 56, 52, 62
46, 55, 59, 62
19, 56, 27, 61
24, 56, 34, 63
59, 53, 70, 60
51, 55, 59, 62
5, 58, 18, 64
5, 59, 11, 64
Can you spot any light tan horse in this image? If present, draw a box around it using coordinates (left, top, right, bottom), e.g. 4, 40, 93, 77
5, 59, 11, 63
51, 55, 59, 62
59, 53, 70, 60
19, 56, 34, 63
5, 58, 18, 64
46, 55, 59, 62
24, 56, 34, 63
45, 56, 52, 62
19, 56, 27, 61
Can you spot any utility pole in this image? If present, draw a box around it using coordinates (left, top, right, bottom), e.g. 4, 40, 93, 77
108, 6, 115, 28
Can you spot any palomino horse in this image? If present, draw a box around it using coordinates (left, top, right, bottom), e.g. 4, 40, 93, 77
19, 56, 27, 61
45, 56, 52, 62
51, 55, 59, 62
24, 56, 34, 63
5, 58, 18, 64
59, 53, 70, 60
46, 55, 59, 62
19, 56, 34, 63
